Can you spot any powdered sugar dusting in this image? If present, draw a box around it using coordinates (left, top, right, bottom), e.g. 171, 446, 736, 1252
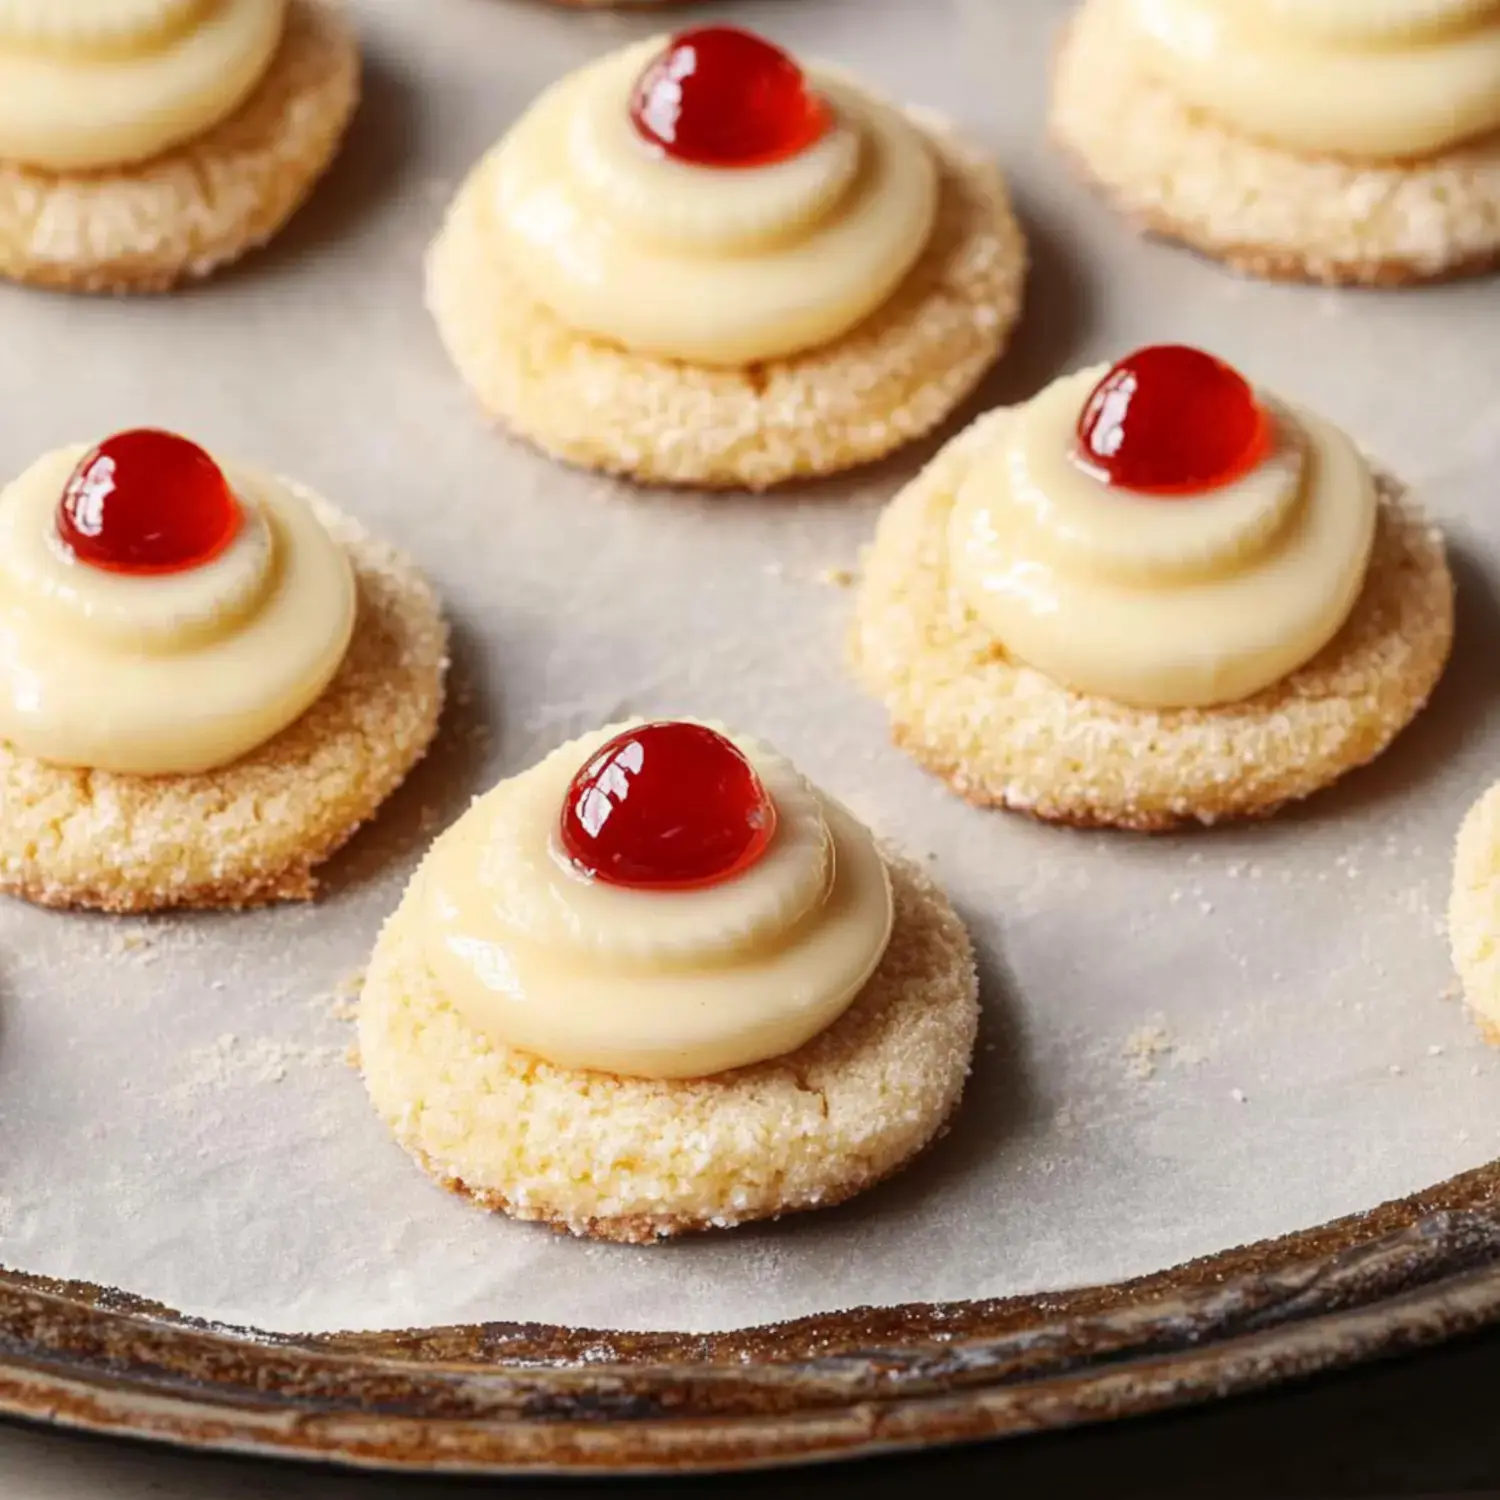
0, 0, 1493, 1338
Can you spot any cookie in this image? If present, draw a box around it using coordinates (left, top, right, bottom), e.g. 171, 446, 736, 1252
426, 111, 1026, 491
851, 410, 1454, 831
0, 499, 447, 912
358, 851, 979, 1243
1450, 782, 1500, 1043
1049, 0, 1500, 287
0, 0, 360, 294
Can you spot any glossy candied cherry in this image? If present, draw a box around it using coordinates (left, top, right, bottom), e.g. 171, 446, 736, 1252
560, 722, 778, 890
57, 428, 241, 575
629, 25, 829, 169
1075, 344, 1270, 496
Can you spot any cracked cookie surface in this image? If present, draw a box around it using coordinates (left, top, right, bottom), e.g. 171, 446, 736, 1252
1049, 0, 1500, 287
357, 852, 979, 1242
0, 498, 448, 913
0, 0, 359, 294
850, 410, 1454, 830
425, 110, 1026, 490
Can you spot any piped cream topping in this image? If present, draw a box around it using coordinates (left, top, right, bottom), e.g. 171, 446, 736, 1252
947, 369, 1378, 709
0, 0, 285, 171
1120, 0, 1500, 160
416, 723, 895, 1080
0, 444, 355, 775
483, 39, 940, 367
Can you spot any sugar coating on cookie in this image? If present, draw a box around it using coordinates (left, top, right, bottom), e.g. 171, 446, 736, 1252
426, 113, 1026, 491
851, 411, 1454, 831
0, 0, 359, 294
1050, 0, 1500, 286
0, 498, 447, 912
1450, 782, 1500, 1044
358, 853, 979, 1242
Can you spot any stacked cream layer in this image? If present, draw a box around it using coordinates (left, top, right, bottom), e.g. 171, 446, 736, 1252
485, 38, 940, 366
946, 368, 1377, 709
1122, 0, 1500, 158
0, 0, 288, 170
0, 445, 355, 775
403, 724, 895, 1080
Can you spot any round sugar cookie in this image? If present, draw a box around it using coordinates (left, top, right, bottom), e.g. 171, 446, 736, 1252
0, 499, 447, 912
0, 0, 360, 295
1450, 783, 1500, 1045
358, 852, 979, 1243
426, 111, 1027, 491
1049, 0, 1500, 287
850, 410, 1454, 831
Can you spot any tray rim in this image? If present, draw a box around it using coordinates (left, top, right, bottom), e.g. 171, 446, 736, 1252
1, 1158, 1497, 1476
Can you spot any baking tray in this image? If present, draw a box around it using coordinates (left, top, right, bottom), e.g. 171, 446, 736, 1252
1, 0, 1499, 1476
2, 1176, 1500, 1474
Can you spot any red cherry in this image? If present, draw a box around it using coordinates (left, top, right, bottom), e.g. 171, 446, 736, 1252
57, 429, 241, 575
629, 26, 829, 169
1076, 345, 1270, 496
560, 722, 778, 890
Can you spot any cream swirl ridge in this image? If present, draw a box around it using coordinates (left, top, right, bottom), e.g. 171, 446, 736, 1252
0, 443, 355, 775
417, 723, 895, 1079
486, 39, 939, 366
0, 0, 207, 54
569, 50, 864, 255
0, 0, 285, 171
948, 369, 1378, 708
1121, 0, 1500, 159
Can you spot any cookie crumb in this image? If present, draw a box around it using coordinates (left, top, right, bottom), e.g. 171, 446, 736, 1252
169, 1032, 343, 1101
322, 968, 365, 1023
1123, 1023, 1174, 1080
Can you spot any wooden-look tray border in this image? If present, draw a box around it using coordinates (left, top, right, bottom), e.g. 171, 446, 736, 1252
1, 1160, 1497, 1475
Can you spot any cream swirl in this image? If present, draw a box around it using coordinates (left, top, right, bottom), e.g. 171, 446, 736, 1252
0, 444, 355, 775
0, 0, 206, 53
947, 369, 1378, 708
1121, 0, 1500, 159
485, 39, 939, 366
0, 0, 285, 171
417, 723, 895, 1079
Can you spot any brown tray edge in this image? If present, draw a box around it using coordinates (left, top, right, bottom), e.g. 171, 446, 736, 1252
0, 1159, 1495, 1473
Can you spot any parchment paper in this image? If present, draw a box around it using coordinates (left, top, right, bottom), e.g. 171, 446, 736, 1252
0, 0, 1497, 1337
